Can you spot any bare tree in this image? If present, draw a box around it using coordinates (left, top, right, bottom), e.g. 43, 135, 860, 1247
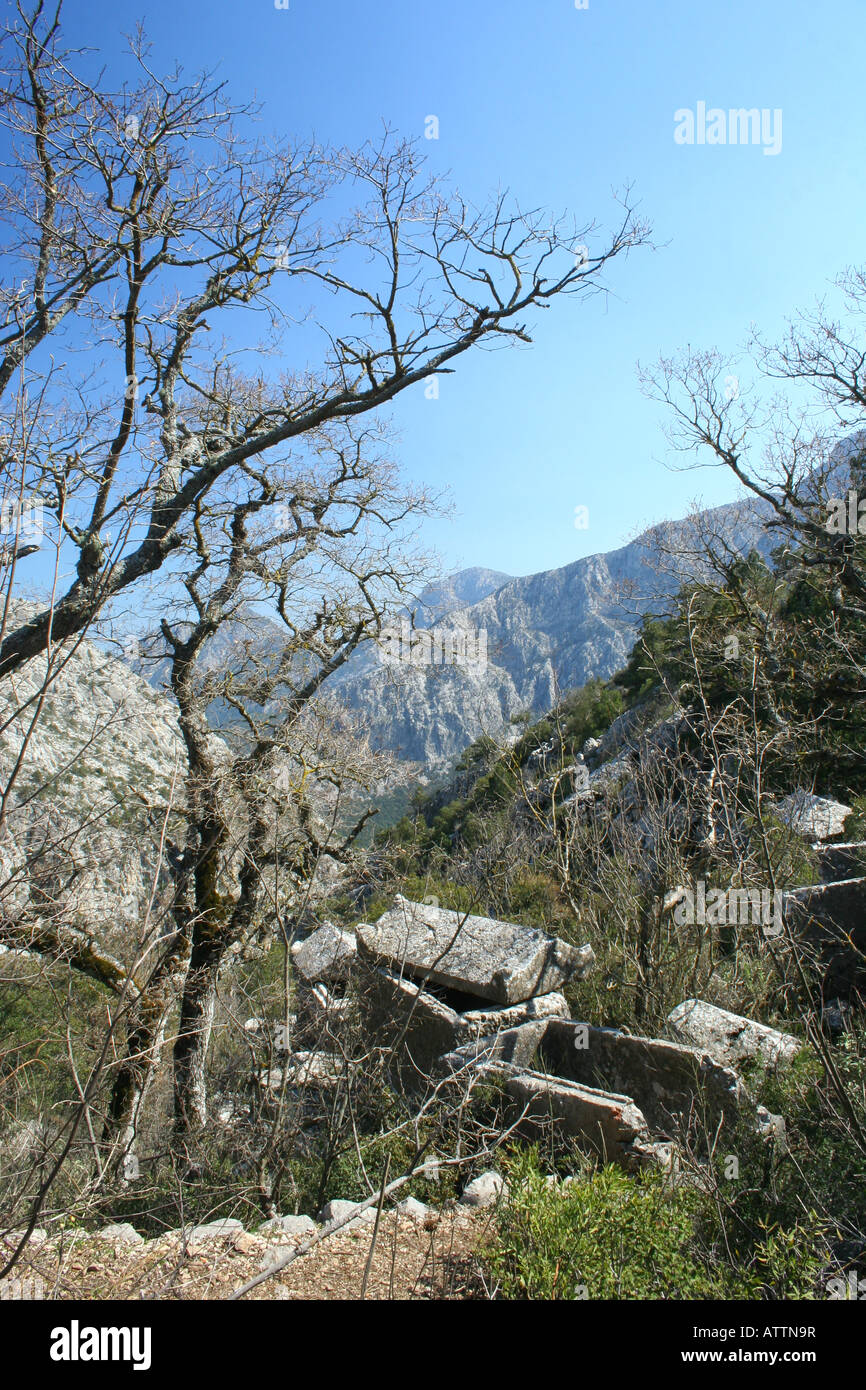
0, 2, 650, 680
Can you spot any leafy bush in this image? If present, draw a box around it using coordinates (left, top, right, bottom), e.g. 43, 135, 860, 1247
484, 1149, 825, 1300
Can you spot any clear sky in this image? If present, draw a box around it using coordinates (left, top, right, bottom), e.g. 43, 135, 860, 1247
40, 0, 866, 578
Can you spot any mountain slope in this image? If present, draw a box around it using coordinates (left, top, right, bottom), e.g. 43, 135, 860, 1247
334, 496, 773, 770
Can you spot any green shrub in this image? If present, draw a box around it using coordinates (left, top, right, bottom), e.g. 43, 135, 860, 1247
484, 1149, 824, 1300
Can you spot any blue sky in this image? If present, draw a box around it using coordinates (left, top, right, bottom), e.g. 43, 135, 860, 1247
43, 0, 866, 578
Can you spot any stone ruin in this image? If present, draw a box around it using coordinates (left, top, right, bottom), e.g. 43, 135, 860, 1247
279, 896, 798, 1171
354, 895, 593, 1072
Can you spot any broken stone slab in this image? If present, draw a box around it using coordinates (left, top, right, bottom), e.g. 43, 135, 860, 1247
439, 1020, 551, 1074
441, 1017, 782, 1164
291, 921, 356, 984
775, 790, 852, 842
504, 1071, 665, 1170
439, 1035, 665, 1169
259, 1214, 317, 1239
666, 999, 802, 1072
782, 877, 866, 1000
459, 1172, 508, 1207
444, 1040, 668, 1169
358, 960, 569, 1074
356, 895, 593, 1005
537, 1018, 753, 1137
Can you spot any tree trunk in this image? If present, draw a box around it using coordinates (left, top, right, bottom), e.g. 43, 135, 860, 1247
172, 939, 223, 1147
101, 929, 191, 1181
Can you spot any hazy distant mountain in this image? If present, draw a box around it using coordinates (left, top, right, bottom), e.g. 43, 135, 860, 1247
331, 495, 775, 770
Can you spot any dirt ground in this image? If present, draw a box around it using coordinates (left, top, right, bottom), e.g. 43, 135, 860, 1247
1, 1207, 494, 1301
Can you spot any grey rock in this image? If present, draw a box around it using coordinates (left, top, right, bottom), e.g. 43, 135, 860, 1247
782, 877, 866, 999
755, 1106, 786, 1144
504, 1071, 661, 1169
775, 790, 852, 842
254, 1051, 348, 1094
460, 1171, 508, 1207
259, 1214, 316, 1238
357, 895, 593, 1005
358, 960, 570, 1074
319, 1199, 376, 1229
291, 921, 357, 984
395, 1197, 430, 1222
187, 1218, 244, 1245
666, 999, 801, 1071
93, 1223, 144, 1245
442, 1016, 779, 1166
0, 603, 196, 945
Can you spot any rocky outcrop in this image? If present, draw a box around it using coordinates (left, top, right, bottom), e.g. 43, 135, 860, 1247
0, 616, 189, 945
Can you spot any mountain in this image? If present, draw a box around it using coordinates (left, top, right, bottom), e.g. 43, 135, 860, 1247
407, 568, 513, 624
331, 496, 774, 771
